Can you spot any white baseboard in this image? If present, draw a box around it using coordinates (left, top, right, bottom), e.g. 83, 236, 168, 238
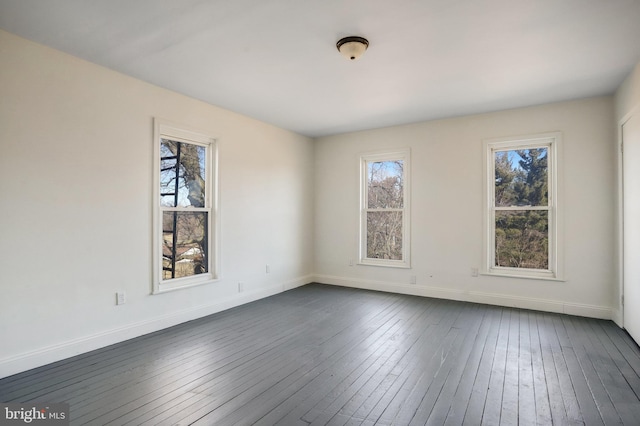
283, 274, 313, 291
611, 307, 623, 328
313, 274, 612, 320
0, 276, 313, 379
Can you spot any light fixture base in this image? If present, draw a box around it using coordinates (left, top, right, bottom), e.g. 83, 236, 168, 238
336, 36, 369, 60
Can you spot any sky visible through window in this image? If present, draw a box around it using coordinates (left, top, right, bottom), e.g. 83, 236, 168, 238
160, 139, 206, 208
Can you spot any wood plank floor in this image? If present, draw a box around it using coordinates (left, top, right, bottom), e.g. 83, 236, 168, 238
2, 283, 640, 425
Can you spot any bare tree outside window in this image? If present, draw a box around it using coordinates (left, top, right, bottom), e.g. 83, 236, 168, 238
366, 160, 404, 260
160, 139, 208, 279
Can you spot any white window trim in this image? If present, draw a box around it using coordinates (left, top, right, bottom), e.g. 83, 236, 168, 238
482, 132, 564, 281
359, 148, 411, 268
152, 119, 220, 294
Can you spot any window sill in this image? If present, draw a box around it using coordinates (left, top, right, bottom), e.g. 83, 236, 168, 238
358, 260, 411, 269
481, 271, 565, 282
153, 276, 220, 294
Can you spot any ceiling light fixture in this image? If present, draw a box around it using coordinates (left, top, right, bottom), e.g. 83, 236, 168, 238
336, 36, 369, 61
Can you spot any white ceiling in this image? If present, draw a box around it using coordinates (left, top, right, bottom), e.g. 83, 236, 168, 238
1, 0, 640, 137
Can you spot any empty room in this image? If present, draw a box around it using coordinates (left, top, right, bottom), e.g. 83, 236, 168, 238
2, 0, 640, 424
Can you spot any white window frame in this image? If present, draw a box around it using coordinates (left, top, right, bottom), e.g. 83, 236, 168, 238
153, 119, 220, 294
482, 132, 563, 280
359, 148, 411, 268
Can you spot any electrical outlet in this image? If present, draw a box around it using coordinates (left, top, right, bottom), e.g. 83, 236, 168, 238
238, 282, 244, 293
265, 264, 270, 274
471, 267, 479, 277
349, 259, 354, 266
410, 275, 417, 285
116, 292, 126, 305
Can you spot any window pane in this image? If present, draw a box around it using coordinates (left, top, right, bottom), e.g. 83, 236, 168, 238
367, 160, 403, 209
162, 211, 208, 279
160, 139, 206, 207
495, 148, 547, 207
495, 210, 548, 269
366, 211, 403, 260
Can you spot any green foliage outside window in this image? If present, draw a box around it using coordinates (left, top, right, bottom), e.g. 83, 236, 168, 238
494, 148, 549, 270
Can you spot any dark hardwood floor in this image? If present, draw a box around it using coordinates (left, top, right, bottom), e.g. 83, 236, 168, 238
2, 283, 640, 425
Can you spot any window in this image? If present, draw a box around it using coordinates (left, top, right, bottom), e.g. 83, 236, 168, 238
360, 149, 410, 267
153, 120, 218, 293
483, 133, 562, 280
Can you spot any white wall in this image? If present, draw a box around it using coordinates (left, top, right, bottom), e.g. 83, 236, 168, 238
314, 97, 616, 318
616, 63, 640, 121
614, 62, 640, 326
0, 30, 315, 378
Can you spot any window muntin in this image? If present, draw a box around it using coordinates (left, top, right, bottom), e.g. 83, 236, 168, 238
360, 150, 410, 267
154, 120, 217, 293
484, 134, 560, 279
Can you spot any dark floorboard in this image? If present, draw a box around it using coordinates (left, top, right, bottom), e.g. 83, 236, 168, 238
2, 283, 640, 425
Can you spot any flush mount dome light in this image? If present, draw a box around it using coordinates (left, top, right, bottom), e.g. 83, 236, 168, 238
336, 36, 369, 60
